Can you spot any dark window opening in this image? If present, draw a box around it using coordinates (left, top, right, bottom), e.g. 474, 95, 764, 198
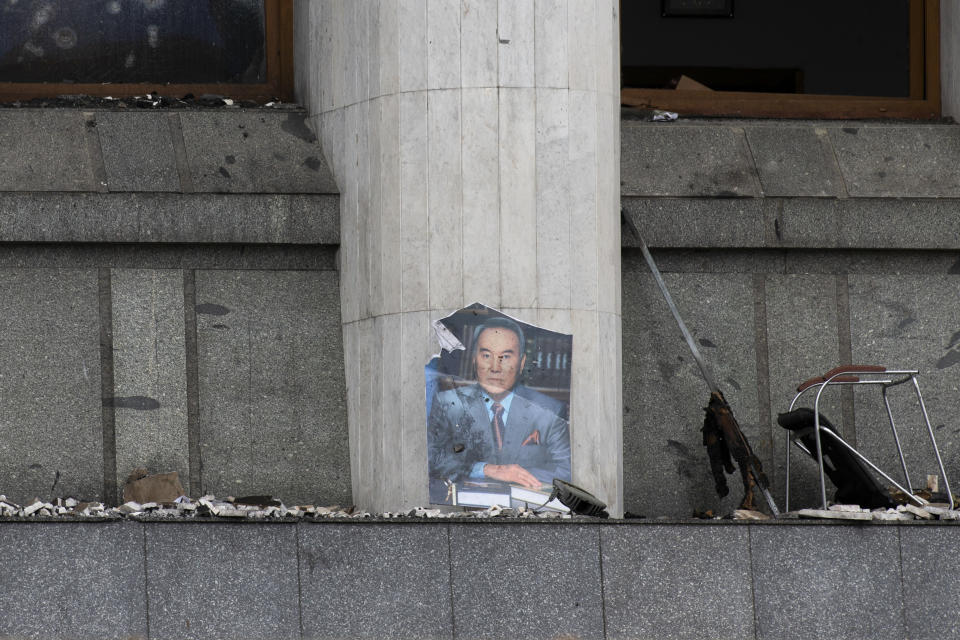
0, 0, 266, 84
621, 0, 939, 119
0, 0, 292, 102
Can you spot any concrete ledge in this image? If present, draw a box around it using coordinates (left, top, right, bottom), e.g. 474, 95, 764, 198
0, 109, 337, 194
2, 519, 957, 640
622, 197, 960, 250
622, 120, 960, 199
0, 192, 339, 244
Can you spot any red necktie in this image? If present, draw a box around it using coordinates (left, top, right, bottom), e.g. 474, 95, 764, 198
492, 402, 504, 450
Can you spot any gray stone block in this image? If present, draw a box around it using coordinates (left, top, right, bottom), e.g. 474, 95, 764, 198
299, 523, 453, 639
145, 523, 300, 639
751, 524, 905, 640
0, 192, 339, 245
783, 249, 960, 276
900, 525, 960, 639
195, 270, 350, 504
779, 198, 960, 250
746, 126, 844, 197
622, 197, 772, 248
449, 523, 603, 640
0, 522, 146, 639
622, 270, 761, 518
623, 247, 787, 275
830, 125, 960, 197
0, 110, 95, 191
847, 275, 960, 493
765, 274, 845, 510
620, 196, 960, 253
180, 111, 338, 193
621, 123, 761, 197
0, 269, 103, 504
601, 524, 755, 640
98, 112, 181, 192
111, 269, 190, 495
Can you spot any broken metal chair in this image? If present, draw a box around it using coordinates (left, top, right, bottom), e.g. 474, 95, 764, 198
779, 365, 954, 511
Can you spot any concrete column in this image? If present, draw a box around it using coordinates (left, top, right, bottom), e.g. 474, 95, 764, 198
295, 0, 623, 515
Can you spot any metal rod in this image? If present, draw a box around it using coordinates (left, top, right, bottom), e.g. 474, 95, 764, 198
912, 377, 954, 506
636, 240, 719, 393
813, 384, 830, 509
784, 430, 792, 512
882, 386, 913, 493
624, 213, 778, 516
824, 426, 927, 507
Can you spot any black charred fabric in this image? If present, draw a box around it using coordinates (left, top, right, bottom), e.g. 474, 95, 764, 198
702, 391, 769, 511
702, 399, 734, 497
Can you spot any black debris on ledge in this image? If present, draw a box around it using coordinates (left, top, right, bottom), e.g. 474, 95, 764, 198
0, 93, 303, 110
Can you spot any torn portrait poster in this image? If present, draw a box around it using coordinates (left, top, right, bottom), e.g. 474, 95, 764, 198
426, 303, 573, 511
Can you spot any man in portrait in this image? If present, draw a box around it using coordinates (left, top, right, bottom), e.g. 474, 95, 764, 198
427, 316, 571, 490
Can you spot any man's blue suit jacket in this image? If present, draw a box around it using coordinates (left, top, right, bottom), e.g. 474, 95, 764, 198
428, 383, 571, 484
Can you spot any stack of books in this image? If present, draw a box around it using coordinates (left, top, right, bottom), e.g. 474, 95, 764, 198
453, 481, 569, 512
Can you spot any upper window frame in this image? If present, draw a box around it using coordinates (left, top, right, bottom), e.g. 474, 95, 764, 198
0, 0, 294, 103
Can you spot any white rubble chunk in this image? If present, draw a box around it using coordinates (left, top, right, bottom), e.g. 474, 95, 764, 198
198, 498, 218, 515
733, 509, 772, 520
901, 504, 934, 519
828, 504, 866, 512
119, 502, 142, 514
872, 509, 914, 521
23, 501, 44, 516
797, 508, 873, 521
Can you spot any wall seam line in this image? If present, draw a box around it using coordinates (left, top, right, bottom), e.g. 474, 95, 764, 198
741, 127, 766, 197
458, 1, 465, 310
99, 267, 118, 505
447, 522, 457, 640
747, 526, 760, 640
183, 269, 202, 497
597, 525, 609, 640
425, 1, 432, 313
836, 273, 856, 446
822, 128, 851, 199
896, 525, 908, 637
81, 111, 109, 193
167, 113, 195, 193
296, 522, 305, 639
752, 274, 774, 494
142, 523, 151, 639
